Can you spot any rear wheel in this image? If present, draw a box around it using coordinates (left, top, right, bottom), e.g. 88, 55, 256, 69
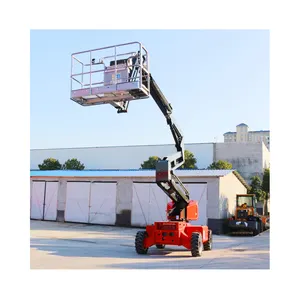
156, 244, 165, 249
253, 222, 260, 236
135, 231, 148, 254
204, 230, 212, 251
259, 220, 264, 232
191, 232, 203, 257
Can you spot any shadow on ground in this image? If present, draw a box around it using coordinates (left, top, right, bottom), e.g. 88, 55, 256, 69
102, 252, 270, 269
30, 220, 137, 235
31, 237, 198, 259
30, 236, 269, 269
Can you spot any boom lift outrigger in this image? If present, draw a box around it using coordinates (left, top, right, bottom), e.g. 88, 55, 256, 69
70, 42, 212, 256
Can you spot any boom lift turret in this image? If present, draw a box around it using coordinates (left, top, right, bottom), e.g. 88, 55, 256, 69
70, 42, 212, 257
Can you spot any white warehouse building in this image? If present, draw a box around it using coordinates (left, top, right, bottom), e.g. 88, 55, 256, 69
30, 143, 214, 170
30, 142, 270, 182
30, 169, 248, 234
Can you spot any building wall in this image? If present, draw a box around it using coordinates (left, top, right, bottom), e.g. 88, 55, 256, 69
30, 143, 214, 170
116, 179, 133, 226
262, 142, 270, 170
57, 180, 67, 221
219, 172, 248, 218
224, 125, 270, 150
236, 124, 248, 143
224, 133, 236, 143
206, 172, 247, 234
30, 174, 245, 233
215, 142, 267, 182
248, 131, 270, 150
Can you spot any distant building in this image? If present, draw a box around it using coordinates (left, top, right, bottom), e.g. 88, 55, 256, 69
224, 123, 270, 150
30, 141, 269, 183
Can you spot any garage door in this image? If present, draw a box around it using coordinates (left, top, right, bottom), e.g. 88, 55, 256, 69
89, 182, 117, 225
132, 183, 169, 227
65, 182, 117, 225
44, 182, 59, 221
131, 182, 207, 227
30, 181, 45, 220
30, 181, 59, 220
65, 182, 90, 223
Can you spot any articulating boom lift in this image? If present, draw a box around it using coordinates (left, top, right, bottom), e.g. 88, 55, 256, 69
70, 42, 212, 257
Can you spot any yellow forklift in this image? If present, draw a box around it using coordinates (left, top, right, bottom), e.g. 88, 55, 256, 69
228, 194, 268, 236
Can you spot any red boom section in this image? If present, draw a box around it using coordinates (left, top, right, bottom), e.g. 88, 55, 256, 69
144, 221, 209, 250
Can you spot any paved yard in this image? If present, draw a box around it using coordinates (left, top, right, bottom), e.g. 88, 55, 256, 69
30, 220, 270, 269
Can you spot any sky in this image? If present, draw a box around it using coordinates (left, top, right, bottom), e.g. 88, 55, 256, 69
30, 30, 269, 149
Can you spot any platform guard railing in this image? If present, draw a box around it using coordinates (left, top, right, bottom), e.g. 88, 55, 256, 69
70, 42, 150, 100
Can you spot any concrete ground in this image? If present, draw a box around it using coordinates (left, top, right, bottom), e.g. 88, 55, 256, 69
30, 220, 270, 269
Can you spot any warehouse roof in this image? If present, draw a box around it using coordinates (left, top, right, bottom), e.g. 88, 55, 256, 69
30, 169, 235, 178
31, 168, 250, 183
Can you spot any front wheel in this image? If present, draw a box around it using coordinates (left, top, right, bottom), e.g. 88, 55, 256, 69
135, 231, 148, 254
191, 232, 203, 257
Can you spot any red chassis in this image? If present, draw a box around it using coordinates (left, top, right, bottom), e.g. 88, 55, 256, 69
135, 201, 213, 257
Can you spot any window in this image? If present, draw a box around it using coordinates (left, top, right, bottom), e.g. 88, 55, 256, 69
237, 196, 254, 207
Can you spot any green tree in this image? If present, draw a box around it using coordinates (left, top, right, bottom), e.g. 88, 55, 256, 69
207, 160, 233, 170
262, 168, 270, 214
38, 158, 62, 170
262, 168, 270, 197
249, 175, 264, 201
63, 158, 85, 170
141, 156, 161, 169
180, 150, 198, 169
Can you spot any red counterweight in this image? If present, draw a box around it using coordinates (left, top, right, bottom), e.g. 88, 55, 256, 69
167, 200, 199, 221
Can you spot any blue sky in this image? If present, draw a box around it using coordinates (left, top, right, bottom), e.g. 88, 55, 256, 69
30, 30, 269, 149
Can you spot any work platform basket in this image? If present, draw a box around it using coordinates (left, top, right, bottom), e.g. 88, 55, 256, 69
70, 42, 150, 111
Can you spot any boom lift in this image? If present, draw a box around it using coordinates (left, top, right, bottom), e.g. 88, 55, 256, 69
70, 42, 212, 257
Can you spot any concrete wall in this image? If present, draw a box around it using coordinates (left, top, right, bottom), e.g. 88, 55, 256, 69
215, 142, 268, 182
57, 180, 67, 221
262, 142, 270, 170
30, 143, 214, 170
116, 180, 133, 226
219, 172, 248, 218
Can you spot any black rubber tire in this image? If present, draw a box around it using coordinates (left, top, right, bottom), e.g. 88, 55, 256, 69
259, 221, 263, 233
204, 230, 212, 251
253, 224, 260, 236
155, 244, 165, 249
191, 232, 203, 257
135, 231, 148, 254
